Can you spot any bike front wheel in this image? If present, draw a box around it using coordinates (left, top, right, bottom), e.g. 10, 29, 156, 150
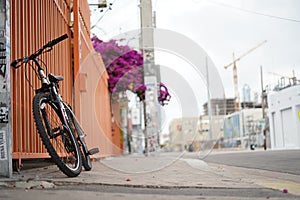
32, 93, 82, 177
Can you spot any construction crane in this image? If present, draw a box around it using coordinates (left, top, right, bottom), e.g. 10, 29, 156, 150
224, 40, 267, 111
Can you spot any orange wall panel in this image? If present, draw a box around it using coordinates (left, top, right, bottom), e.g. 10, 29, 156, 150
11, 0, 72, 160
74, 0, 121, 157
10, 0, 118, 162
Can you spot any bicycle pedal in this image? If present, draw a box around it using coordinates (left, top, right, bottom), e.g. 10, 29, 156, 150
88, 148, 99, 155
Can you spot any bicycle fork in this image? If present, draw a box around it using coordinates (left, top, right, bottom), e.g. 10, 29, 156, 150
64, 104, 99, 156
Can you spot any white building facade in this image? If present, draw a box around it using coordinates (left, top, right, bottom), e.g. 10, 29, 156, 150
268, 84, 300, 149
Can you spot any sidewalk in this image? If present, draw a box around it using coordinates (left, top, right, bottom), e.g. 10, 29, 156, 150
1, 152, 300, 196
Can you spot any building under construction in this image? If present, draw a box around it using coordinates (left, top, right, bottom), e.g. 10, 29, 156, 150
203, 98, 236, 116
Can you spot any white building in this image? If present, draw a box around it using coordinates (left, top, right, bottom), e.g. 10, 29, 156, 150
268, 84, 300, 149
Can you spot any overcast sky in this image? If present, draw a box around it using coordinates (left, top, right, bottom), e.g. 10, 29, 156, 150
90, 0, 300, 133
91, 0, 300, 99
156, 0, 300, 98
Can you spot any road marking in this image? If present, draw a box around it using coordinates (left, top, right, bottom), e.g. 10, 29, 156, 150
257, 181, 300, 196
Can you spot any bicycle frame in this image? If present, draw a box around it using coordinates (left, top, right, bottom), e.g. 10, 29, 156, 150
29, 57, 72, 138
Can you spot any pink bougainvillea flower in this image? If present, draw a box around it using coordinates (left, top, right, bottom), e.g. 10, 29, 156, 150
158, 82, 171, 106
92, 35, 171, 106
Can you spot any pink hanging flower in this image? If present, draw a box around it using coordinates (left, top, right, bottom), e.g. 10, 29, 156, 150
135, 84, 147, 101
158, 82, 171, 106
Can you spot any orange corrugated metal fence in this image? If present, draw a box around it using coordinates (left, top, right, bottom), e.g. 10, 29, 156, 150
10, 0, 122, 165
10, 0, 72, 162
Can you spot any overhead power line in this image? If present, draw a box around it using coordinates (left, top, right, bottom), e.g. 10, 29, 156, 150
208, 0, 300, 23
90, 0, 118, 30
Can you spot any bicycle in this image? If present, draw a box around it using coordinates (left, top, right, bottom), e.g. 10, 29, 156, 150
11, 34, 99, 177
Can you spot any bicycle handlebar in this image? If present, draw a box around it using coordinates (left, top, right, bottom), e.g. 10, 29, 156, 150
11, 34, 69, 68
44, 34, 68, 49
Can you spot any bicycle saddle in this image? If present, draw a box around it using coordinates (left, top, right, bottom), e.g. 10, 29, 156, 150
48, 74, 64, 82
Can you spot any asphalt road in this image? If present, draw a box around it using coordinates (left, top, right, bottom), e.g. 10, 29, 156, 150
201, 149, 300, 175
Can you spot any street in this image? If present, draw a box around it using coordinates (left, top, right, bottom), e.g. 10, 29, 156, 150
1, 149, 300, 199
202, 149, 300, 175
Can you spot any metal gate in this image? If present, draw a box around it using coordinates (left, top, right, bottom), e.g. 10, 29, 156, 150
10, 0, 121, 169
10, 0, 72, 164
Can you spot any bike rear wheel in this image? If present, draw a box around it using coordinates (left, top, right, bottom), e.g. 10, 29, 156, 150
32, 93, 82, 177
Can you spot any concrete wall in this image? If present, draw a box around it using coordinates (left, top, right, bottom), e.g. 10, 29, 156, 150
0, 0, 12, 177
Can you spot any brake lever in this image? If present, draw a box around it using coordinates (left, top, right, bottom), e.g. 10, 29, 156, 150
11, 60, 19, 68
11, 57, 29, 69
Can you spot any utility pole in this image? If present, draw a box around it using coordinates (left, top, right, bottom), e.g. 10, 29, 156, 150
261, 65, 267, 150
260, 66, 265, 119
0, 0, 12, 177
140, 0, 160, 155
206, 57, 212, 141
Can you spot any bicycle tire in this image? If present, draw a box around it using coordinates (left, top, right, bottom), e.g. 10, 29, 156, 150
32, 93, 82, 177
65, 105, 92, 171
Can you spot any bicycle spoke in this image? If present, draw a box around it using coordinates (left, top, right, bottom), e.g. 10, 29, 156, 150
35, 95, 81, 175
